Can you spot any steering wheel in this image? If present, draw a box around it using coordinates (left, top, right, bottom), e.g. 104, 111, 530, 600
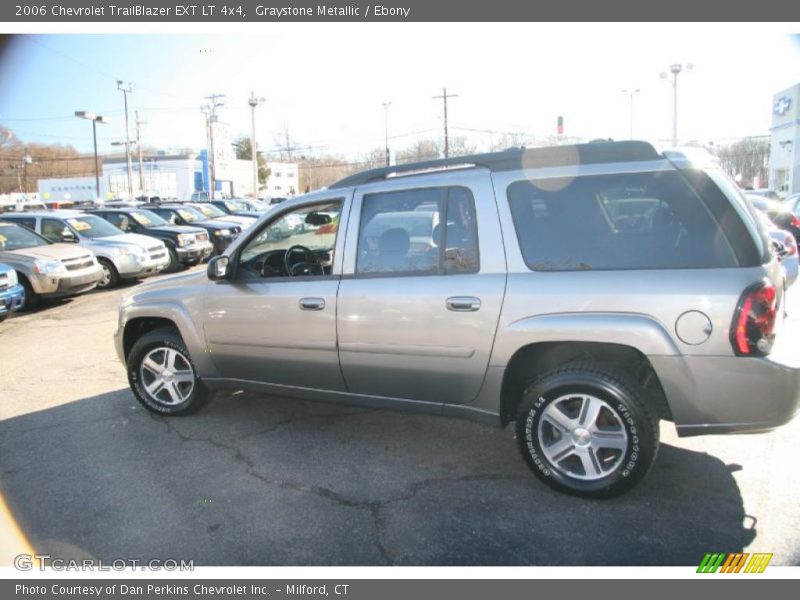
284, 244, 323, 276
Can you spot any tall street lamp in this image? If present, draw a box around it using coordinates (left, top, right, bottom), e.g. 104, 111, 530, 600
75, 111, 110, 200
248, 92, 265, 199
660, 63, 692, 146
621, 89, 640, 139
382, 101, 392, 166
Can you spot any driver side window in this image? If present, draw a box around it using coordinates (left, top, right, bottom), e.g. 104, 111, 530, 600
238, 200, 342, 279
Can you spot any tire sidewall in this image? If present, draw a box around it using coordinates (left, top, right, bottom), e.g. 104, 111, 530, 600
518, 370, 655, 497
128, 334, 202, 415
97, 258, 117, 289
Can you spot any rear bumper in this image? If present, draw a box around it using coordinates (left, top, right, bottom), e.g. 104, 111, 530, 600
0, 283, 25, 316
651, 352, 800, 437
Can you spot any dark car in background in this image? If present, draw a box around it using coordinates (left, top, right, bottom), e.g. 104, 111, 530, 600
148, 204, 243, 256
201, 199, 264, 219
88, 208, 214, 272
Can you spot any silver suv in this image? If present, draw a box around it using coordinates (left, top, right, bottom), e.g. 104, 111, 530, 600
115, 142, 800, 497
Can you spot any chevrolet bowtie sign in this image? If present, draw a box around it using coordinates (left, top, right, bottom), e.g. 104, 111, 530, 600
773, 96, 792, 116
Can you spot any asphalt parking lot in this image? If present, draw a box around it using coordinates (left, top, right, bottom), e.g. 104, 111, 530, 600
1, 274, 799, 566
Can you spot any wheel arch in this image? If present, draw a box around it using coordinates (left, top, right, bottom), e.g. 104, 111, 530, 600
121, 304, 217, 377
499, 341, 673, 427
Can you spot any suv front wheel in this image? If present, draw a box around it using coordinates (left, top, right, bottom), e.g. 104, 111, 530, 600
127, 327, 210, 415
515, 362, 659, 498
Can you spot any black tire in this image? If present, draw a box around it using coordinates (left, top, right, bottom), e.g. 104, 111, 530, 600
165, 245, 181, 273
127, 327, 210, 416
19, 276, 39, 310
515, 362, 659, 498
97, 258, 119, 289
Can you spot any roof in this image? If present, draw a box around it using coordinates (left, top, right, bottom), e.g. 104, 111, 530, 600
330, 140, 661, 189
2, 210, 86, 218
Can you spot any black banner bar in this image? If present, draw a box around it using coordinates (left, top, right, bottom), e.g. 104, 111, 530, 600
3, 579, 799, 600
3, 0, 800, 22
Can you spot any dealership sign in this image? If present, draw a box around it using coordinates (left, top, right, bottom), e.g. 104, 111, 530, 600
773, 96, 792, 117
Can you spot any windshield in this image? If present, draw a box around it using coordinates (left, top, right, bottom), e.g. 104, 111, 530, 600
129, 209, 168, 227
0, 223, 49, 250
175, 207, 205, 222
225, 200, 250, 212
196, 204, 226, 218
66, 215, 123, 239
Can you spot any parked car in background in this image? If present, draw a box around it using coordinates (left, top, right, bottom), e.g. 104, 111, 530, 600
116, 141, 800, 498
753, 209, 798, 288
746, 195, 800, 245
88, 208, 213, 272
0, 211, 169, 289
782, 193, 800, 216
0, 261, 25, 322
745, 188, 782, 201
201, 199, 264, 219
189, 202, 257, 230
235, 198, 271, 212
0, 221, 102, 308
148, 204, 243, 256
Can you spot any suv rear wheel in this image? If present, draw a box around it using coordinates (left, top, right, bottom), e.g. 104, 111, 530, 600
127, 327, 209, 415
515, 362, 659, 498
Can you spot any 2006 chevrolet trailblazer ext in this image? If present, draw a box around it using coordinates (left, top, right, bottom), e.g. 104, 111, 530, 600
115, 141, 800, 497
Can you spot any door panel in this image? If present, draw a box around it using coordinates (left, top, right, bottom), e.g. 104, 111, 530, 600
203, 278, 345, 390
337, 273, 505, 403
202, 196, 349, 391
337, 173, 507, 405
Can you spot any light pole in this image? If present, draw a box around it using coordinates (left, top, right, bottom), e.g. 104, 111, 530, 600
248, 92, 265, 198
382, 101, 391, 166
621, 89, 640, 139
116, 80, 134, 197
75, 111, 109, 200
660, 63, 692, 146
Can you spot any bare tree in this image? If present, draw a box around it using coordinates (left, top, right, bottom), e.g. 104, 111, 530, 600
713, 138, 771, 188
396, 138, 441, 164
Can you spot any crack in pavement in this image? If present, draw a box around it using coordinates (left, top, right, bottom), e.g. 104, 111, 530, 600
147, 411, 515, 565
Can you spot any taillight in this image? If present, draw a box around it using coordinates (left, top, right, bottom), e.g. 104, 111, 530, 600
791, 214, 800, 228
731, 281, 778, 356
785, 234, 797, 257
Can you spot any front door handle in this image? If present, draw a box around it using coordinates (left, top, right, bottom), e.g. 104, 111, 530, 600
299, 297, 325, 311
446, 296, 481, 312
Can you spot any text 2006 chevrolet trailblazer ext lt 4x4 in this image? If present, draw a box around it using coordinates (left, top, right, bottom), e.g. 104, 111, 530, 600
116, 141, 800, 497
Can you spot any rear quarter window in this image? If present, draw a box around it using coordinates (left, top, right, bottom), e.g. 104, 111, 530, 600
507, 171, 739, 271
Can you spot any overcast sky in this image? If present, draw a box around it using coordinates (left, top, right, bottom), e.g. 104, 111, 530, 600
1, 25, 799, 160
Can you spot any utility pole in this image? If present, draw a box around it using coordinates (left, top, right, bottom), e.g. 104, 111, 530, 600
433, 87, 458, 158
135, 110, 146, 196
116, 80, 134, 198
382, 101, 391, 166
622, 89, 640, 139
203, 94, 225, 199
248, 92, 265, 198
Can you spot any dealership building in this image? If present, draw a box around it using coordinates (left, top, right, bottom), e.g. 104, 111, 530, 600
769, 83, 800, 196
36, 152, 298, 203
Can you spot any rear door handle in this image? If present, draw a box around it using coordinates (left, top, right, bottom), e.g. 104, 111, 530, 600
446, 296, 481, 312
299, 297, 325, 311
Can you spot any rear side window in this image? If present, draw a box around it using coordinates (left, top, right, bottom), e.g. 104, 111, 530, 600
507, 171, 738, 271
356, 187, 479, 276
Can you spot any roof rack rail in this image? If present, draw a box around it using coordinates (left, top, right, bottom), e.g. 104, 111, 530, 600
329, 140, 660, 189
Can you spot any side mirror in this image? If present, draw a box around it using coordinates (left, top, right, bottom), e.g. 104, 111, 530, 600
60, 232, 77, 243
207, 255, 230, 281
